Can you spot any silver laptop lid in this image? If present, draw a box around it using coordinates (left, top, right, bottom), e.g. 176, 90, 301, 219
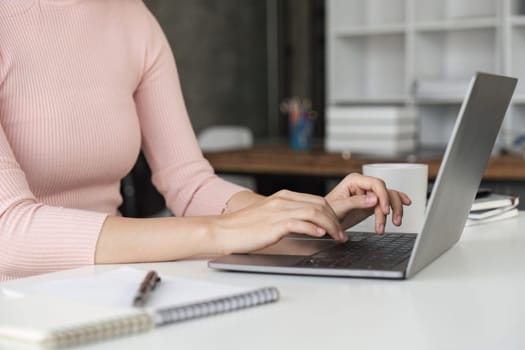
406, 72, 517, 278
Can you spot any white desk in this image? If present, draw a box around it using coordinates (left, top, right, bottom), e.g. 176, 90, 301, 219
2, 213, 525, 350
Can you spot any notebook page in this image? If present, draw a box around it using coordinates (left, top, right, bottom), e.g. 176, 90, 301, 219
2, 267, 253, 310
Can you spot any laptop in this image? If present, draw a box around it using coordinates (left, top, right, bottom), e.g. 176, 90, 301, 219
209, 72, 517, 279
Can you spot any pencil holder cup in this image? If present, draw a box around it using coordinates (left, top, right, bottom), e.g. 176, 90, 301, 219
281, 97, 315, 151
289, 116, 314, 150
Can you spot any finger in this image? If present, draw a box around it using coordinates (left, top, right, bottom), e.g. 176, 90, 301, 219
369, 179, 391, 215
271, 198, 342, 233
285, 207, 344, 241
388, 190, 404, 226
273, 190, 341, 226
351, 186, 366, 196
399, 191, 412, 205
347, 174, 391, 215
277, 219, 327, 239
327, 173, 365, 199
374, 205, 386, 235
330, 193, 377, 219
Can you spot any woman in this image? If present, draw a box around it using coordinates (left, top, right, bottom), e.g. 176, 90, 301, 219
0, 0, 410, 281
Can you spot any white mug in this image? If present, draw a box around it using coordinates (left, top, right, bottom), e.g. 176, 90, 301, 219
352, 163, 428, 233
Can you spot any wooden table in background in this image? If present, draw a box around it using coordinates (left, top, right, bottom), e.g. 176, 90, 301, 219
204, 144, 525, 181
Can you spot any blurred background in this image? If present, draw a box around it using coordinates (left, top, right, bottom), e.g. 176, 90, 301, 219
123, 0, 327, 216
144, 0, 326, 140
123, 0, 525, 217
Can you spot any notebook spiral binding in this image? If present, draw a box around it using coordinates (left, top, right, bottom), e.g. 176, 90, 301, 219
46, 313, 153, 349
154, 287, 280, 326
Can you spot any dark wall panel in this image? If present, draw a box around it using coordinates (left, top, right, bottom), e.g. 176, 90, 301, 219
144, 0, 268, 137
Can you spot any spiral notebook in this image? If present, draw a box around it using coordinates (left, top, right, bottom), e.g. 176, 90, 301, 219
0, 267, 279, 349
0, 296, 153, 349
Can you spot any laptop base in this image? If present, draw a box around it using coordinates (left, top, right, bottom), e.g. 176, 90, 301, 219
209, 233, 414, 279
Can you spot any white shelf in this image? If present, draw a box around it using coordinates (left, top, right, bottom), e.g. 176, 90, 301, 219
512, 95, 525, 103
418, 105, 459, 147
328, 34, 405, 103
511, 105, 525, 127
414, 0, 498, 22
415, 97, 466, 105
327, 0, 524, 150
511, 26, 525, 95
510, 15, 525, 26
332, 24, 405, 37
332, 96, 408, 105
414, 29, 497, 81
328, 0, 405, 29
414, 18, 498, 32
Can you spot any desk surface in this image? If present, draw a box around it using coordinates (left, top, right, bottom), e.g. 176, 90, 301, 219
2, 214, 525, 350
204, 144, 525, 180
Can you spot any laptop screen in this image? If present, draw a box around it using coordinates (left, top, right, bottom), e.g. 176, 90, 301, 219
406, 72, 517, 278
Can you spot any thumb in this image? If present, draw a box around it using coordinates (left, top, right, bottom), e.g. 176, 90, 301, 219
330, 193, 377, 219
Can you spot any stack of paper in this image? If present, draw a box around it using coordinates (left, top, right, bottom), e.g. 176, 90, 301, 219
325, 106, 417, 157
466, 194, 519, 226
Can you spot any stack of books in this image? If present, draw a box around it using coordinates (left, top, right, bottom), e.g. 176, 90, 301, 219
325, 106, 417, 157
466, 194, 519, 226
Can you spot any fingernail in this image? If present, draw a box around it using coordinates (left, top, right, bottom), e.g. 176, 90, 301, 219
317, 227, 326, 235
339, 231, 348, 242
378, 223, 384, 234
365, 194, 376, 205
396, 215, 402, 226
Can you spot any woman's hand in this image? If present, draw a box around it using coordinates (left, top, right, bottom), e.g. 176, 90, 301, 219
325, 173, 411, 234
211, 189, 348, 255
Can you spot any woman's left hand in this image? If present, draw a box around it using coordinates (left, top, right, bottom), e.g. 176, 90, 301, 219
325, 173, 411, 234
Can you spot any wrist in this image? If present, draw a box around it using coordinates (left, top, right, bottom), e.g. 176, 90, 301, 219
206, 215, 234, 256
174, 216, 228, 257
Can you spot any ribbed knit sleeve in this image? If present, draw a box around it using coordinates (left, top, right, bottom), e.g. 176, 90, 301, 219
133, 5, 248, 217
0, 0, 249, 281
0, 124, 107, 281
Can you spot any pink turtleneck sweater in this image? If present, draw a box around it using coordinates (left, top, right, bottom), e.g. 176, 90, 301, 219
0, 0, 246, 281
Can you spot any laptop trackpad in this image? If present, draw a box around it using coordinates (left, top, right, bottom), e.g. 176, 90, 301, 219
251, 236, 338, 256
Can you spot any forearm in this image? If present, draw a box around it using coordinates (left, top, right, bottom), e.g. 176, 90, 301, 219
95, 216, 220, 264
95, 191, 265, 264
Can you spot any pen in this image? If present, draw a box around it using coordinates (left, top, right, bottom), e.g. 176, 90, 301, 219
133, 270, 161, 307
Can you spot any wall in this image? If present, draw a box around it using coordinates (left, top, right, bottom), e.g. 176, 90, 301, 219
143, 0, 269, 138
278, 0, 326, 138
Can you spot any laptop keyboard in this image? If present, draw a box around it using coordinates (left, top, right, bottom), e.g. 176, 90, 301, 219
296, 232, 416, 270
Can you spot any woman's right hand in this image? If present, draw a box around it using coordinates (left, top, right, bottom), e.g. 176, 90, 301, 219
210, 190, 344, 255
